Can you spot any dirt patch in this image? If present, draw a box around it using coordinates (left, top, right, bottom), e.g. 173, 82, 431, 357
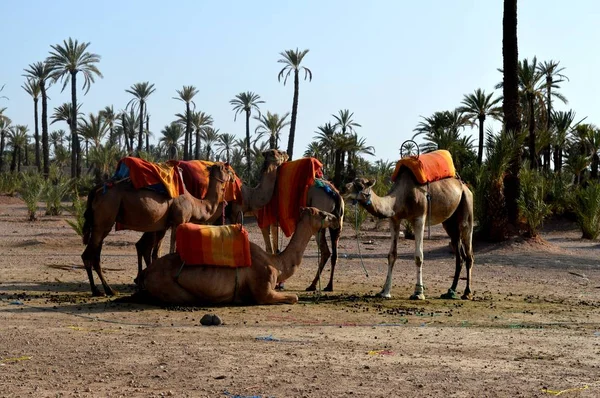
1, 199, 599, 397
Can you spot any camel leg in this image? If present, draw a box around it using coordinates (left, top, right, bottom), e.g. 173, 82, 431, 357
306, 230, 331, 291
169, 226, 177, 253
90, 241, 117, 296
261, 226, 274, 254
325, 227, 341, 291
379, 219, 401, 298
152, 230, 167, 262
135, 232, 154, 280
254, 267, 298, 305
410, 217, 426, 300
81, 229, 115, 296
460, 226, 474, 300
82, 244, 103, 297
441, 229, 462, 300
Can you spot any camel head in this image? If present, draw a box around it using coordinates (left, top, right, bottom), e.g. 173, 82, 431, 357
261, 149, 289, 173
342, 178, 376, 204
299, 207, 340, 231
209, 163, 233, 187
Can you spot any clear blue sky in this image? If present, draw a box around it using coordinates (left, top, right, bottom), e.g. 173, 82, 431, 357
1, 0, 599, 163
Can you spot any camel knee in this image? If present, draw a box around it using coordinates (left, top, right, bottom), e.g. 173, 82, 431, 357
415, 256, 422, 267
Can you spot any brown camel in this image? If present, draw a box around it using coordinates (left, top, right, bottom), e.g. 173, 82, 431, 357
342, 171, 474, 300
135, 149, 289, 272
261, 181, 345, 292
81, 163, 231, 296
136, 207, 340, 306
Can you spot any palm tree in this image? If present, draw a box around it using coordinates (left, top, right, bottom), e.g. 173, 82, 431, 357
551, 110, 580, 174
23, 62, 53, 176
173, 85, 199, 160
87, 143, 121, 181
254, 111, 290, 149
190, 111, 213, 159
22, 78, 42, 171
8, 125, 28, 172
80, 113, 108, 149
277, 48, 312, 160
50, 130, 66, 156
0, 116, 11, 172
458, 89, 503, 165
502, 0, 522, 230
99, 105, 120, 149
230, 91, 264, 178
216, 133, 236, 163
47, 37, 103, 178
313, 122, 337, 173
330, 110, 362, 187
159, 123, 184, 159
125, 82, 155, 154
200, 127, 220, 160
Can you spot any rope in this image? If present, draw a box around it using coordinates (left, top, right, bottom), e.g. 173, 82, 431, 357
354, 204, 370, 277
314, 226, 322, 303
426, 182, 431, 240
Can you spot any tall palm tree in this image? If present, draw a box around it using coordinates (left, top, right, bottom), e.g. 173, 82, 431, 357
254, 111, 290, 149
99, 105, 120, 149
159, 122, 184, 159
23, 62, 53, 176
50, 129, 66, 155
47, 37, 103, 178
0, 116, 11, 172
331, 110, 362, 187
277, 48, 312, 160
200, 127, 220, 160
190, 111, 213, 160
80, 112, 108, 148
173, 85, 199, 160
216, 133, 236, 163
230, 91, 264, 178
502, 0, 522, 231
458, 88, 503, 165
313, 122, 337, 173
8, 125, 28, 172
22, 78, 42, 171
125, 81, 155, 154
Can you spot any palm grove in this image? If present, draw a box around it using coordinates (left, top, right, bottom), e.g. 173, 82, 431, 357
2, 23, 600, 240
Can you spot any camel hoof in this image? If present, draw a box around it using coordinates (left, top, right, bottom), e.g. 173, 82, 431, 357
440, 289, 459, 300
461, 293, 473, 300
305, 285, 316, 292
376, 292, 392, 299
276, 283, 285, 291
105, 288, 118, 297
91, 290, 105, 297
410, 293, 426, 300
324, 285, 333, 292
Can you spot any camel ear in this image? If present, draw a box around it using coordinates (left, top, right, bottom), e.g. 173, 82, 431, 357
366, 179, 376, 187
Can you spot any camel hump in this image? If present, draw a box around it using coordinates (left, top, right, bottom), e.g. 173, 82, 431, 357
176, 223, 252, 267
117, 157, 184, 198
392, 149, 456, 184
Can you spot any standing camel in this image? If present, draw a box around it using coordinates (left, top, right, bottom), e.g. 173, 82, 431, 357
81, 163, 231, 296
262, 180, 345, 292
342, 172, 474, 300
137, 207, 340, 306
135, 149, 289, 271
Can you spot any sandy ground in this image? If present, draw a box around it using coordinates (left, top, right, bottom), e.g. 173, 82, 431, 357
1, 194, 599, 397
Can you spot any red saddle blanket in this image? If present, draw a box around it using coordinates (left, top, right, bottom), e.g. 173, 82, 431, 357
256, 157, 323, 237
175, 223, 252, 267
117, 157, 184, 198
171, 160, 242, 203
391, 149, 456, 184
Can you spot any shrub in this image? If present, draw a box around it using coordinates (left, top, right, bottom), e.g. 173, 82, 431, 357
18, 172, 44, 221
65, 189, 86, 237
573, 182, 600, 239
44, 177, 72, 216
517, 165, 551, 237
0, 173, 20, 196
345, 202, 368, 234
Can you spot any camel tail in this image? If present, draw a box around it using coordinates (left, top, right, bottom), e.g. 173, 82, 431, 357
82, 187, 98, 245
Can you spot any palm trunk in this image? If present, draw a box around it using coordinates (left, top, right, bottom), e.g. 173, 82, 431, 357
122, 114, 129, 153
477, 115, 485, 165
24, 141, 29, 166
40, 81, 50, 177
10, 146, 17, 172
70, 71, 82, 178
502, 0, 522, 231
245, 110, 251, 180
137, 101, 144, 154
592, 153, 599, 180
333, 149, 343, 188
527, 94, 536, 169
195, 129, 201, 160
33, 98, 40, 171
185, 103, 191, 160
146, 114, 150, 153
544, 76, 552, 172
286, 71, 300, 160
0, 132, 5, 171
17, 147, 22, 172
85, 140, 89, 168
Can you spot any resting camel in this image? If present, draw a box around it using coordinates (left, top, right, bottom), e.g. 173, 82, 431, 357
136, 207, 340, 306
262, 181, 345, 292
134, 149, 289, 272
81, 163, 231, 296
342, 172, 474, 300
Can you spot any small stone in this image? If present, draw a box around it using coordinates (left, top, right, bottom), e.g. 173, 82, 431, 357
200, 314, 213, 326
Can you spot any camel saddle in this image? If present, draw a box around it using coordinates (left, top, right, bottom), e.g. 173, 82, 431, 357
170, 160, 243, 203
391, 149, 456, 185
175, 223, 252, 268
115, 157, 184, 198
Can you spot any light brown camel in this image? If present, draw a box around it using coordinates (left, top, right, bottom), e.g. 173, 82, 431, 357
342, 171, 474, 300
261, 181, 345, 292
81, 163, 231, 296
134, 149, 289, 273
136, 207, 340, 306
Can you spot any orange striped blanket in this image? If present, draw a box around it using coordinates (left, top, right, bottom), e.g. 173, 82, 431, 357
172, 160, 243, 203
391, 149, 456, 184
256, 157, 324, 237
175, 223, 252, 267
116, 157, 184, 198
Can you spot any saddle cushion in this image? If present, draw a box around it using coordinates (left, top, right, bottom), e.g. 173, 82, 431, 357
175, 223, 252, 267
256, 157, 324, 237
172, 160, 242, 203
391, 149, 456, 185
116, 157, 184, 198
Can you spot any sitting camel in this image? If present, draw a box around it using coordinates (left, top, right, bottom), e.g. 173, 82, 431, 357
134, 149, 288, 272
342, 172, 474, 300
136, 207, 340, 306
261, 181, 345, 292
81, 163, 231, 296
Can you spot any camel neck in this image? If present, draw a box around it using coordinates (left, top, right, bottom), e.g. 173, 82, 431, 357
271, 216, 315, 281
241, 166, 278, 211
360, 190, 396, 219
189, 181, 224, 222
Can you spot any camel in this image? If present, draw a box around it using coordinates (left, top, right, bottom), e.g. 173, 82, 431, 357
342, 171, 474, 300
81, 162, 231, 296
134, 149, 289, 273
136, 207, 340, 306
261, 181, 345, 292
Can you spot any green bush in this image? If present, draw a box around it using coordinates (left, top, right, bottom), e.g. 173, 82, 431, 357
544, 172, 576, 216
74, 174, 95, 196
517, 165, 551, 237
345, 202, 368, 233
0, 173, 20, 196
65, 189, 86, 237
44, 177, 72, 216
573, 182, 600, 239
18, 172, 44, 221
